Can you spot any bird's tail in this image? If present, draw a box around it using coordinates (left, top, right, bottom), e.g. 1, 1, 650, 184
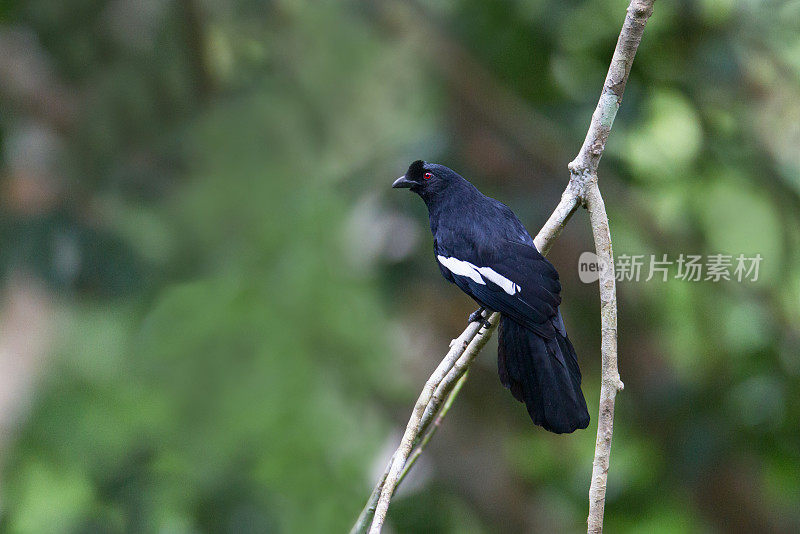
497, 316, 590, 434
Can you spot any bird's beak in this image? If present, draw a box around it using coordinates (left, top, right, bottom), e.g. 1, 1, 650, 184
392, 175, 414, 189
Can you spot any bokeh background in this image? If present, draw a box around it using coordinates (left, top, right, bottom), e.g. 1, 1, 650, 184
1, 0, 799, 532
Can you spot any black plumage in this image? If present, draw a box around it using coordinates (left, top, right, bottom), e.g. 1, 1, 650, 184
393, 160, 589, 434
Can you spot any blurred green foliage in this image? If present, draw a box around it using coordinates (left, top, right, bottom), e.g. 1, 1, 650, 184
0, 0, 799, 532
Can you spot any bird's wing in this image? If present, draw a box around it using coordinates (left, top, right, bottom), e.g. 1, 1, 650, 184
435, 238, 562, 338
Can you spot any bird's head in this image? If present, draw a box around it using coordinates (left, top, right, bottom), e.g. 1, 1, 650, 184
392, 160, 464, 202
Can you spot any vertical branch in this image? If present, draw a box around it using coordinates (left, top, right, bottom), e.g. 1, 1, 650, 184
567, 1, 655, 532
568, 0, 656, 176
584, 182, 623, 533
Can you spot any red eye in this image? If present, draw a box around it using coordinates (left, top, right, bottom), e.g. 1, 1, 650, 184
424, 172, 433, 180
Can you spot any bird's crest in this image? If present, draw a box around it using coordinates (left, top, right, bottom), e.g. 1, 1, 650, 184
406, 159, 427, 180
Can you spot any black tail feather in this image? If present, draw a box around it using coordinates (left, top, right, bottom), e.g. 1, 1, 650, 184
498, 316, 590, 434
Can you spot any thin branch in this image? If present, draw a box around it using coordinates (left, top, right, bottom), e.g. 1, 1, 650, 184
567, 1, 655, 531
350, 313, 499, 534
368, 313, 500, 534
568, 0, 655, 177
534, 191, 581, 255
350, 455, 394, 534
397, 369, 471, 487
354, 1, 655, 532
584, 183, 622, 533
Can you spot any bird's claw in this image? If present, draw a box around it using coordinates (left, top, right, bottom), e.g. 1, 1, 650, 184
467, 307, 485, 323
468, 307, 493, 328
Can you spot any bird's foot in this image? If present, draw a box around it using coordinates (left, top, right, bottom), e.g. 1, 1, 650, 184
468, 307, 492, 328
467, 307, 485, 323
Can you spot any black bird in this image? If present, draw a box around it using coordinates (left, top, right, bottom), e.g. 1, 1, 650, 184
393, 160, 589, 434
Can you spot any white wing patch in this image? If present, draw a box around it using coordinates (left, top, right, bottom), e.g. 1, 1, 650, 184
437, 255, 521, 295
477, 266, 521, 295
437, 255, 485, 285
